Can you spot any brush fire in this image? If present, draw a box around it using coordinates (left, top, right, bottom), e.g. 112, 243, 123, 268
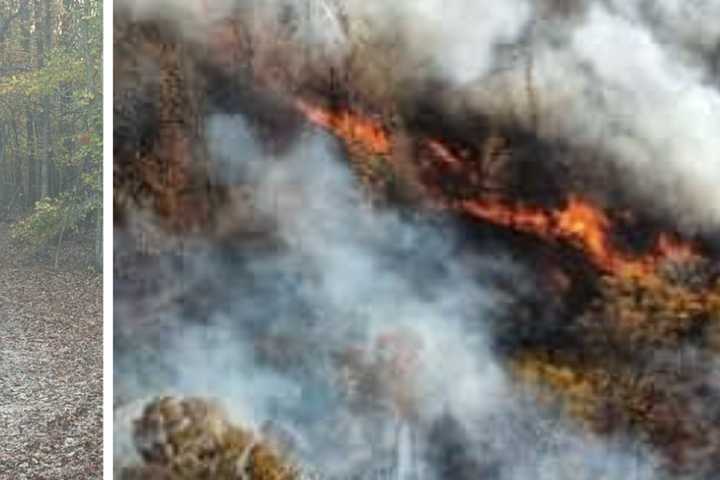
114, 2, 720, 479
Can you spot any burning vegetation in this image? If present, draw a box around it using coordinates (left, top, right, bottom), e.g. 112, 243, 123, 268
115, 2, 720, 479
119, 397, 299, 480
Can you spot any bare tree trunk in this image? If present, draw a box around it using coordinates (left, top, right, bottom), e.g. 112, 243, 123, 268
81, 0, 101, 267
20, 0, 35, 210
39, 0, 54, 200
11, 115, 23, 211
33, 0, 50, 200
26, 111, 36, 208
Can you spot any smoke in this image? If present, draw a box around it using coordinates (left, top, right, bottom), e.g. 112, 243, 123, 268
115, 0, 720, 230
606, 0, 720, 68
113, 1, 718, 477
345, 0, 533, 84
354, 0, 720, 229
115, 110, 667, 477
114, 0, 235, 30
116, 115, 510, 469
531, 3, 720, 230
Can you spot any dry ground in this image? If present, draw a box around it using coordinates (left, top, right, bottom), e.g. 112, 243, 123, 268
0, 223, 103, 479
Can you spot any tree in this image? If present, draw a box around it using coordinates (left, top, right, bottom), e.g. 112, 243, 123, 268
0, 0, 102, 267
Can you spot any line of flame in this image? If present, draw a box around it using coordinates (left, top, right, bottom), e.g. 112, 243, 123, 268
296, 101, 701, 276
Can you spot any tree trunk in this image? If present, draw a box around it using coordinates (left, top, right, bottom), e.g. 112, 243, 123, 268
26, 111, 36, 208
82, 0, 101, 267
35, 0, 49, 200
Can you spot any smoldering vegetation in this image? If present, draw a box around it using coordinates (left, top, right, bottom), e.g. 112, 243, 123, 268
114, 1, 720, 478
114, 0, 720, 235
115, 120, 662, 478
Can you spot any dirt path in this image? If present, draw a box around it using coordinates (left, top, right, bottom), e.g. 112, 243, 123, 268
0, 223, 102, 479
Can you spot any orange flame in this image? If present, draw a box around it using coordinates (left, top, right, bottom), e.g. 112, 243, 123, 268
461, 196, 700, 276
295, 101, 701, 276
462, 197, 633, 273
296, 100, 392, 156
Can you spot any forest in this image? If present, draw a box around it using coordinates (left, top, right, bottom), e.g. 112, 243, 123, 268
0, 1, 103, 477
113, 2, 720, 479
0, 0, 102, 267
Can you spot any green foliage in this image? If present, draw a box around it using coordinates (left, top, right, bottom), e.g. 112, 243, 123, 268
0, 50, 84, 98
10, 192, 96, 253
0, 0, 102, 267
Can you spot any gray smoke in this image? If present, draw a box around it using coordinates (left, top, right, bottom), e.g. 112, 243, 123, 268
343, 0, 720, 229
115, 0, 720, 229
115, 112, 664, 478
113, 1, 717, 477
528, 2, 720, 230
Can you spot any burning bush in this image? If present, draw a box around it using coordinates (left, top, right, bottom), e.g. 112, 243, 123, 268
120, 396, 299, 480
513, 273, 720, 475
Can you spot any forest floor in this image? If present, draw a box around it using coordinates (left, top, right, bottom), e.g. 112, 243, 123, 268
0, 222, 103, 479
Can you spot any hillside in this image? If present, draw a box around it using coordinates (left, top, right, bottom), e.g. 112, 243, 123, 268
114, 4, 720, 479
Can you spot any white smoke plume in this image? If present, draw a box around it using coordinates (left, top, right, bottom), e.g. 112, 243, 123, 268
344, 0, 532, 84
114, 1, 715, 477
346, 0, 720, 229
528, 2, 720, 230
115, 111, 665, 477
115, 0, 720, 230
